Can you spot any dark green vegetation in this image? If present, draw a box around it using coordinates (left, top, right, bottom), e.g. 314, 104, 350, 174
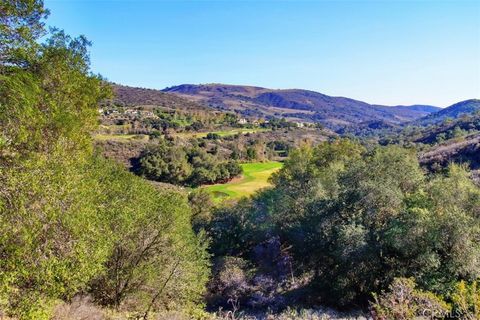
137, 138, 243, 187
204, 140, 480, 318
0, 2, 208, 318
338, 103, 480, 183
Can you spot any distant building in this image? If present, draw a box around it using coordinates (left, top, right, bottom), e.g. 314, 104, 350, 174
124, 109, 137, 115
238, 118, 248, 125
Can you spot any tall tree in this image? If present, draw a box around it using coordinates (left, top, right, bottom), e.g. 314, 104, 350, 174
0, 0, 49, 66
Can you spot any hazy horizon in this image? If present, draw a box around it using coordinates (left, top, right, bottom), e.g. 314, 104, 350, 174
45, 0, 480, 107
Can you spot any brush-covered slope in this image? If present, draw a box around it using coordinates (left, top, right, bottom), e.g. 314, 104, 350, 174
112, 84, 211, 112
416, 99, 480, 126
163, 84, 438, 130
420, 133, 480, 171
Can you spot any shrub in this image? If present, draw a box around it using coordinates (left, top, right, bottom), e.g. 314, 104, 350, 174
0, 18, 112, 315
53, 296, 104, 320
206, 133, 221, 140
450, 280, 480, 320
88, 178, 210, 315
370, 278, 450, 320
207, 257, 252, 308
0, 151, 114, 318
189, 189, 215, 232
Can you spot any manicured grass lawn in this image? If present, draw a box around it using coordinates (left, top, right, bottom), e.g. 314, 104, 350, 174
99, 124, 132, 131
93, 133, 149, 142
175, 128, 270, 139
204, 161, 283, 201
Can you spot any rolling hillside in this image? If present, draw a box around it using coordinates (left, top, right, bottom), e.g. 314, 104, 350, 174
420, 132, 480, 171
413, 113, 480, 144
163, 84, 439, 130
111, 84, 212, 113
111, 84, 478, 135
415, 99, 480, 126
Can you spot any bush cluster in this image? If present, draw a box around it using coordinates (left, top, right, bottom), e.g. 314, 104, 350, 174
206, 139, 480, 312
138, 140, 242, 186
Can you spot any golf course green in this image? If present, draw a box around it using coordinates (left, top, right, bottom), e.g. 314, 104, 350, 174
204, 161, 283, 201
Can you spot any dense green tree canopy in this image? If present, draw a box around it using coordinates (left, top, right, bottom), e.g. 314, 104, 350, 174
138, 140, 242, 187
207, 140, 480, 309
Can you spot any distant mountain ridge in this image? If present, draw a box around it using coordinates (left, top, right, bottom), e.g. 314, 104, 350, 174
415, 99, 480, 126
163, 84, 440, 130
393, 105, 442, 113
111, 84, 478, 132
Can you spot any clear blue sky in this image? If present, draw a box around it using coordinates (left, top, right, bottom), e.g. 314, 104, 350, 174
44, 0, 479, 107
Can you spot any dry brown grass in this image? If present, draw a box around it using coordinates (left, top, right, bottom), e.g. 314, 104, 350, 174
53, 296, 104, 320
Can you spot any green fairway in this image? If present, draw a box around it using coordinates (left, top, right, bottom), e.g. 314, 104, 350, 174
175, 128, 270, 139
204, 161, 283, 201
93, 133, 149, 142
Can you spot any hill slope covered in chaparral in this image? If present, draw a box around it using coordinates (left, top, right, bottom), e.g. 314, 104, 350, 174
415, 99, 480, 126
111, 84, 212, 112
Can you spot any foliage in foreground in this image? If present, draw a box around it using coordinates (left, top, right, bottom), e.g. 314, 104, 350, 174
206, 139, 480, 311
0, 1, 209, 318
370, 278, 450, 319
